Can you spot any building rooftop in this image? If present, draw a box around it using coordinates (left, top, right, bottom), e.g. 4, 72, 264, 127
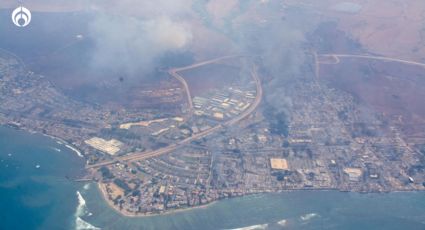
270, 158, 288, 170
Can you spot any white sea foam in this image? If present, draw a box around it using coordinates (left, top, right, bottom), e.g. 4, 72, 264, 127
300, 213, 319, 222
277, 219, 287, 226
76, 217, 100, 230
75, 191, 100, 230
65, 144, 83, 158
51, 147, 61, 152
83, 183, 91, 190
42, 133, 83, 157
76, 191, 87, 217
228, 223, 268, 230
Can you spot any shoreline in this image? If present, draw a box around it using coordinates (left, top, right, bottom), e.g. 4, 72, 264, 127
96, 181, 425, 218
42, 133, 84, 158
97, 182, 218, 218
2, 125, 425, 217
1, 124, 85, 158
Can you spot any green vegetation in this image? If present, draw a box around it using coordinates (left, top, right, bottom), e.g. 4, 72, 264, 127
272, 171, 290, 181
113, 178, 132, 195
99, 166, 114, 179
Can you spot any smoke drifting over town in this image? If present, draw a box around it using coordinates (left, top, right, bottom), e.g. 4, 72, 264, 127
259, 22, 306, 116
86, 0, 311, 87
234, 14, 312, 116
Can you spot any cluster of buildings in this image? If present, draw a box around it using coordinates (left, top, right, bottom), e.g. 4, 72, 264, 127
192, 85, 256, 121
1, 51, 425, 217
85, 137, 123, 156
97, 148, 214, 214
95, 79, 425, 215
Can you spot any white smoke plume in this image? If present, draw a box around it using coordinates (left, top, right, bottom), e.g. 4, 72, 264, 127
87, 0, 194, 79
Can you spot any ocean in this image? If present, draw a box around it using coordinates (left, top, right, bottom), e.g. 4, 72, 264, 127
1, 126, 425, 230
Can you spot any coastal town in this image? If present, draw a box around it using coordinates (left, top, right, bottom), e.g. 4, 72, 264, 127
1, 46, 425, 217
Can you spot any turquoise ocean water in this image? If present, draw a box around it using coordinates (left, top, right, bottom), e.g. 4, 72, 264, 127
1, 126, 425, 230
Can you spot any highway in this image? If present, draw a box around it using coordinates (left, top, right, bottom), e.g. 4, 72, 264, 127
168, 55, 244, 116
168, 69, 193, 114
319, 54, 425, 68
87, 56, 262, 169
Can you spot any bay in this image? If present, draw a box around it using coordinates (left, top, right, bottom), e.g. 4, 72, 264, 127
1, 126, 425, 230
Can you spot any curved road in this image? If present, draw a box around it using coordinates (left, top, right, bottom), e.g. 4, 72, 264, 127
168, 69, 194, 114
169, 55, 244, 117
87, 56, 261, 169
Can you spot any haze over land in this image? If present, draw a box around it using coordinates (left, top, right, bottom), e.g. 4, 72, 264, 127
1, 0, 425, 219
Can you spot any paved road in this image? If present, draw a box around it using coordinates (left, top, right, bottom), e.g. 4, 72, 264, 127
168, 69, 193, 114
320, 54, 425, 68
87, 56, 261, 169
168, 55, 243, 116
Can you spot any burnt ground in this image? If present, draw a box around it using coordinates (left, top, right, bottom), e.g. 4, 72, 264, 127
180, 63, 242, 97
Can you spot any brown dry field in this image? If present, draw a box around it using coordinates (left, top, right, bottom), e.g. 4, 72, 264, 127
180, 63, 241, 97
2, 0, 424, 120
286, 0, 425, 60
2, 0, 423, 60
320, 58, 425, 137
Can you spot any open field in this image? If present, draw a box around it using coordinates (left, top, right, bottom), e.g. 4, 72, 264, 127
319, 54, 425, 138
180, 63, 241, 97
287, 0, 425, 60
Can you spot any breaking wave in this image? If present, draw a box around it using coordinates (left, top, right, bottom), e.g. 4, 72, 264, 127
83, 183, 91, 190
75, 191, 100, 230
227, 223, 268, 230
51, 147, 61, 152
76, 217, 100, 230
65, 144, 83, 158
300, 213, 319, 222
277, 219, 287, 226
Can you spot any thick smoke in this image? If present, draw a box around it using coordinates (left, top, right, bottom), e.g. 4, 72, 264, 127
258, 22, 305, 116
235, 22, 307, 116
87, 0, 193, 79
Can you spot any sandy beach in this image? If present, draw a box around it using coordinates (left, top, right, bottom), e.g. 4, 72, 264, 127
97, 182, 217, 218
